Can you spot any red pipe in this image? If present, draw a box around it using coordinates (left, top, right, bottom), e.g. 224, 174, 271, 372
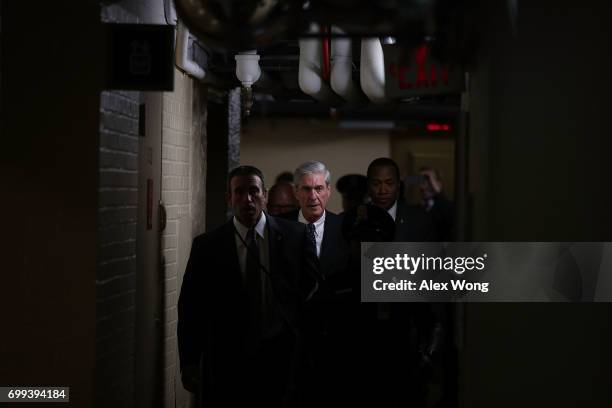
321, 25, 330, 82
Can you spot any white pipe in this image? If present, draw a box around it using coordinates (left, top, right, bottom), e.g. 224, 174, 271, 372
360, 38, 387, 104
298, 23, 343, 105
175, 19, 206, 80
235, 50, 261, 88
330, 26, 366, 105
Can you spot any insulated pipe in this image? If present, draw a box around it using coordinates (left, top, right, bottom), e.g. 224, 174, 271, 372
360, 38, 387, 104
298, 23, 343, 106
321, 25, 331, 81
330, 26, 366, 105
175, 19, 206, 80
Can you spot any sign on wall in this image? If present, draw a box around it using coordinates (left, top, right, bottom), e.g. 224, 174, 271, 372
384, 44, 464, 98
105, 24, 175, 91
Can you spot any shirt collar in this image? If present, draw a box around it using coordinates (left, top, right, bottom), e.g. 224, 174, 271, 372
233, 212, 267, 241
387, 201, 398, 221
298, 209, 326, 227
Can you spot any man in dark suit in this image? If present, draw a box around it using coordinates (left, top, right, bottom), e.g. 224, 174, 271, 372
177, 165, 319, 407
367, 157, 436, 241
365, 158, 442, 407
419, 166, 455, 241
280, 161, 350, 407
281, 161, 348, 282
267, 181, 299, 216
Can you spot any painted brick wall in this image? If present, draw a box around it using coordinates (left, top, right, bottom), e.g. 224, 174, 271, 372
97, 5, 205, 407
97, 89, 140, 407
97, 5, 139, 408
161, 69, 195, 408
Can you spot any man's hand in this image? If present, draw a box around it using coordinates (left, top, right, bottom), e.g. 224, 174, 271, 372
420, 169, 442, 195
181, 364, 200, 393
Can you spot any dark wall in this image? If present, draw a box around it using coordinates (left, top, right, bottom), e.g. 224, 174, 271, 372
0, 0, 103, 405
471, 0, 612, 241
463, 1, 612, 407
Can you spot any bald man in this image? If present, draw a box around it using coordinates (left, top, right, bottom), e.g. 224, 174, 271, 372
267, 182, 298, 216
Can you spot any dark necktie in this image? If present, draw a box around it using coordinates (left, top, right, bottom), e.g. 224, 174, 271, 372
245, 228, 262, 345
307, 223, 317, 253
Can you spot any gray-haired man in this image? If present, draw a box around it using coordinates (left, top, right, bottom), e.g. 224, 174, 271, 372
280, 161, 350, 405
281, 161, 347, 277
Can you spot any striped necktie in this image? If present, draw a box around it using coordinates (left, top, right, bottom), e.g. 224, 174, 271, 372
307, 223, 317, 252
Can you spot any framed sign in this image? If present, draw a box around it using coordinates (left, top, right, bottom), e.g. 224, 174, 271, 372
105, 24, 175, 91
384, 44, 464, 98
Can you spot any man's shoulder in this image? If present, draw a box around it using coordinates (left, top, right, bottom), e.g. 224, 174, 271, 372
325, 210, 342, 221
192, 221, 232, 248
395, 202, 434, 232
268, 213, 304, 233
433, 193, 454, 210
277, 209, 300, 222
324, 210, 343, 230
397, 201, 428, 218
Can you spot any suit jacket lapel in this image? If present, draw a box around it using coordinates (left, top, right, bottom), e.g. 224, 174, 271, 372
222, 220, 243, 289
265, 215, 297, 327
266, 214, 281, 276
319, 214, 334, 274
289, 210, 299, 222
395, 201, 407, 239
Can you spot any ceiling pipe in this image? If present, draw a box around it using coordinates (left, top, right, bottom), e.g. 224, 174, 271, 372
175, 19, 206, 80
321, 25, 331, 81
360, 38, 387, 104
298, 23, 344, 106
330, 26, 367, 105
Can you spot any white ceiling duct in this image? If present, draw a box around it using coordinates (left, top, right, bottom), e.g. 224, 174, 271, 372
330, 26, 366, 105
360, 38, 387, 104
175, 19, 206, 80
298, 23, 344, 106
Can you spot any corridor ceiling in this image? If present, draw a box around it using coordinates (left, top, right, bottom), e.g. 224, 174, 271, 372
174, 0, 479, 120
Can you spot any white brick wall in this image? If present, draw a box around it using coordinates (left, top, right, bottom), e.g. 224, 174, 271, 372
97, 89, 140, 408
161, 69, 194, 408
96, 3, 204, 408
97, 6, 140, 408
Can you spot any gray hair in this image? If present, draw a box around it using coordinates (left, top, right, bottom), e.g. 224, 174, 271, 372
294, 161, 331, 186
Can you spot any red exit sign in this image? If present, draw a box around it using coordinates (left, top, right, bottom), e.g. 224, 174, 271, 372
384, 44, 464, 98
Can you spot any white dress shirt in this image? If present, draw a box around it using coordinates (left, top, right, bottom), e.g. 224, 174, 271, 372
424, 198, 435, 211
233, 213, 282, 338
387, 201, 398, 221
233, 213, 269, 285
298, 210, 326, 258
